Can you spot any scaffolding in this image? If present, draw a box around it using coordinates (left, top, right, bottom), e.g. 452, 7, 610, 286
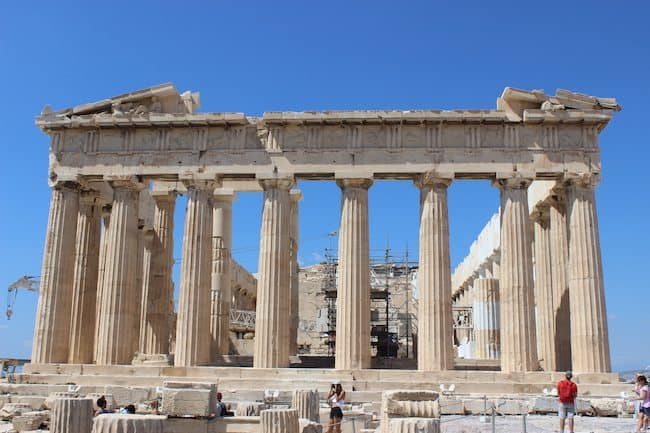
319, 244, 419, 359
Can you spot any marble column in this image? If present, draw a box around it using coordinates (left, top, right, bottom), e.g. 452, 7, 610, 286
335, 178, 372, 370
93, 205, 111, 362
473, 278, 500, 360
140, 191, 176, 357
288, 190, 302, 357
549, 195, 572, 371
565, 175, 611, 372
32, 182, 80, 364
415, 175, 454, 371
533, 209, 556, 371
175, 181, 215, 367
210, 189, 235, 358
496, 177, 538, 372
253, 178, 294, 368
95, 178, 143, 365
68, 190, 101, 364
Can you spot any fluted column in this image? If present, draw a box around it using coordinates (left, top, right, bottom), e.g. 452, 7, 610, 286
95, 178, 143, 365
32, 182, 80, 364
93, 205, 111, 362
210, 189, 235, 358
549, 195, 572, 371
415, 175, 454, 371
51, 398, 93, 433
68, 190, 101, 364
565, 174, 611, 372
496, 177, 538, 372
261, 409, 299, 433
289, 190, 302, 357
175, 181, 215, 367
533, 209, 556, 371
335, 178, 372, 370
140, 191, 176, 356
254, 178, 294, 368
473, 278, 500, 360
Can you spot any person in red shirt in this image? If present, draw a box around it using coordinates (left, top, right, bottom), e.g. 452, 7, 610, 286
557, 371, 578, 433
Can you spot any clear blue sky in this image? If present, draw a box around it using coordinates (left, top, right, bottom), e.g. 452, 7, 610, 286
0, 1, 648, 372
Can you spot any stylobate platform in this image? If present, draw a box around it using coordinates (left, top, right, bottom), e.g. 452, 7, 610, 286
15, 364, 627, 401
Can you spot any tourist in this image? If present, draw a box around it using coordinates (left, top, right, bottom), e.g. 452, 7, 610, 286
94, 396, 113, 416
120, 404, 136, 414
215, 392, 234, 417
557, 371, 578, 433
633, 375, 650, 432
326, 380, 345, 433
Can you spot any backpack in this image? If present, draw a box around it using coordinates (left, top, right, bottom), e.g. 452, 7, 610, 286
558, 379, 575, 402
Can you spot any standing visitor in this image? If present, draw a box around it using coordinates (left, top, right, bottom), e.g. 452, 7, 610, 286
326, 380, 345, 433
557, 371, 578, 433
633, 375, 650, 432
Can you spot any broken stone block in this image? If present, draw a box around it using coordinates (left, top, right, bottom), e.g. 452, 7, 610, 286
103, 386, 151, 407
161, 382, 216, 417
493, 398, 527, 415
389, 418, 439, 433
381, 391, 440, 433
261, 409, 299, 433
299, 418, 323, 433
11, 412, 45, 432
462, 398, 494, 415
235, 401, 267, 416
0, 404, 33, 421
292, 390, 320, 423
588, 398, 618, 416
43, 392, 77, 410
438, 396, 462, 415
11, 398, 44, 412
50, 398, 93, 433
530, 397, 558, 414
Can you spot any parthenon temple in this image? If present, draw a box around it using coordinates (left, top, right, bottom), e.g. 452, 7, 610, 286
28, 83, 619, 381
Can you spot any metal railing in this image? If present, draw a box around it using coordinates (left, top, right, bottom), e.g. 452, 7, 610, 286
230, 309, 256, 330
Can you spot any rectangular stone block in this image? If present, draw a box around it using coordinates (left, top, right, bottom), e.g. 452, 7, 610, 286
529, 397, 557, 414
438, 397, 463, 415
162, 383, 216, 418
104, 386, 152, 406
13, 396, 45, 411
493, 399, 527, 415
462, 398, 494, 415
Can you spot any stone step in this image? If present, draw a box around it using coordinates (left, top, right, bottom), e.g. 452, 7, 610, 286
10, 372, 631, 400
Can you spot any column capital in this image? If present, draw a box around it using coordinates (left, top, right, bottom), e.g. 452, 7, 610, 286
258, 177, 295, 191
414, 172, 453, 189
213, 188, 237, 203
182, 179, 219, 191
78, 189, 101, 205
290, 189, 303, 202
336, 178, 373, 189
493, 176, 533, 189
150, 189, 177, 203
563, 172, 601, 188
105, 175, 146, 191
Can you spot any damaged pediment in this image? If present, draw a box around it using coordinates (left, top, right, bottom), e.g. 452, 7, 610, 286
38, 83, 200, 123
497, 87, 621, 121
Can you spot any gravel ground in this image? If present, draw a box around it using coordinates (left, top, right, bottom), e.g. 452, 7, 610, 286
440, 414, 641, 433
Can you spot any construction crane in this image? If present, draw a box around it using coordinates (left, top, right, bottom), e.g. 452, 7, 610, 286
6, 276, 40, 320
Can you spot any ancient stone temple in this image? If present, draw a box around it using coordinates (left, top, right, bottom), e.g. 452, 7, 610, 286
30, 83, 619, 377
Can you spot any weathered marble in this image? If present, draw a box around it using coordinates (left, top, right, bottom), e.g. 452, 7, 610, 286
336, 178, 372, 370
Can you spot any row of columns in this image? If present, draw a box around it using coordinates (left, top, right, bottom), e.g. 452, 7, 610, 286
32, 173, 610, 373
458, 175, 610, 373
